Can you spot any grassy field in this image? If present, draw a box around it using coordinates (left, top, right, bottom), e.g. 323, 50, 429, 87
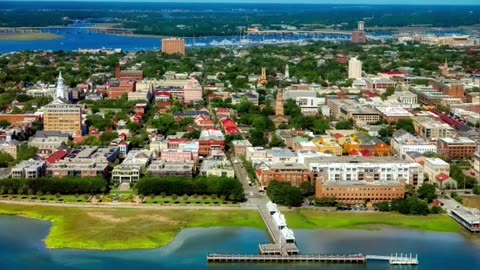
284, 210, 462, 233
0, 203, 264, 250
0, 32, 62, 41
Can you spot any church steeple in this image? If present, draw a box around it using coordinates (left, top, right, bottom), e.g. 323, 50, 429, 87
56, 71, 65, 99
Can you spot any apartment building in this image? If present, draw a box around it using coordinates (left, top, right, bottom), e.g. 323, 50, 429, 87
256, 162, 312, 189
147, 160, 195, 177
43, 100, 82, 136
412, 116, 456, 140
162, 38, 186, 55
11, 159, 46, 179
390, 130, 437, 158
111, 150, 152, 184
28, 131, 69, 156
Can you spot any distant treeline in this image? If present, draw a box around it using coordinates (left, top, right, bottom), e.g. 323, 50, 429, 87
135, 176, 245, 202
1, 4, 479, 36
0, 177, 106, 195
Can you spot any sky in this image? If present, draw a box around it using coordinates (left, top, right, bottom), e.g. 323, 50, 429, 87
13, 0, 480, 5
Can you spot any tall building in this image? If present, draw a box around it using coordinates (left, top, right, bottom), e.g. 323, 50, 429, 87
273, 89, 289, 126
351, 21, 367, 44
348, 57, 362, 79
285, 64, 290, 79
161, 38, 186, 55
43, 72, 82, 136
259, 67, 267, 84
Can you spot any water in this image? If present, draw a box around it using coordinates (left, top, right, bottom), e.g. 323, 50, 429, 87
0, 215, 479, 270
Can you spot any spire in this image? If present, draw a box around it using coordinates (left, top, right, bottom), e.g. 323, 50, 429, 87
56, 71, 65, 99
285, 64, 290, 79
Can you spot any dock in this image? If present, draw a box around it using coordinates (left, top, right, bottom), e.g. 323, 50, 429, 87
207, 200, 419, 266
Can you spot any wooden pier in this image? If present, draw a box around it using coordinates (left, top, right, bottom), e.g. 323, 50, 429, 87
207, 253, 366, 263
207, 200, 419, 266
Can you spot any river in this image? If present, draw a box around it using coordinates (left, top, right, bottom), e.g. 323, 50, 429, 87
0, 215, 479, 270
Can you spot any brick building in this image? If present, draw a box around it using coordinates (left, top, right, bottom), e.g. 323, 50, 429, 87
108, 81, 136, 99
0, 114, 40, 125
437, 137, 477, 160
256, 163, 312, 189
115, 65, 144, 81
198, 129, 225, 156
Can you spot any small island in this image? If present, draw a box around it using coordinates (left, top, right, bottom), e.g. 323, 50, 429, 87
0, 32, 62, 41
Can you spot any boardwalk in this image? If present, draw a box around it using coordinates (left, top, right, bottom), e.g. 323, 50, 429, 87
208, 254, 366, 263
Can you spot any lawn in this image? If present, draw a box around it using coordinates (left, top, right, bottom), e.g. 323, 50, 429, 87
0, 203, 264, 250
284, 210, 462, 233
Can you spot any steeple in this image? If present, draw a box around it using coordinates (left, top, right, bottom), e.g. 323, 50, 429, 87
56, 71, 65, 99
285, 64, 290, 79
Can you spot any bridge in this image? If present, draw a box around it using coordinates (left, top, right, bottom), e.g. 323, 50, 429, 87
0, 26, 134, 35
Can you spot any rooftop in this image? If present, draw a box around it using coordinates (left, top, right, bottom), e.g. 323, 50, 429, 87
440, 137, 477, 145
425, 157, 449, 166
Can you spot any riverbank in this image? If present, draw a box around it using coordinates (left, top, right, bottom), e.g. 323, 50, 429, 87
0, 32, 62, 41
284, 209, 462, 233
0, 203, 264, 250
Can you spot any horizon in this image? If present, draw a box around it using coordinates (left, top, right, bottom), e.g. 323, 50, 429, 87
5, 0, 480, 6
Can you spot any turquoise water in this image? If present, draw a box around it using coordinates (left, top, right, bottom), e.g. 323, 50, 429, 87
0, 215, 479, 270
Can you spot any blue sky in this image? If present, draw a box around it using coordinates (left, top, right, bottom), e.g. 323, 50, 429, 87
15, 0, 480, 5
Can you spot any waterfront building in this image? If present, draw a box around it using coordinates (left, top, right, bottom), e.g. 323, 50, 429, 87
351, 21, 367, 44
348, 57, 362, 79
437, 137, 477, 160
162, 38, 186, 55
112, 149, 153, 184
305, 156, 423, 187
256, 162, 312, 189
147, 160, 195, 177
450, 208, 480, 233
11, 159, 46, 179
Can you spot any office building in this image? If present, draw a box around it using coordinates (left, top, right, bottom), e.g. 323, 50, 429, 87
437, 137, 477, 160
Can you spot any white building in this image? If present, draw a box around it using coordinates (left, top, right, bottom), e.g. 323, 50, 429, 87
305, 156, 424, 187
111, 149, 152, 184
11, 159, 46, 179
348, 57, 362, 79
295, 97, 325, 114
390, 131, 437, 158
423, 158, 450, 184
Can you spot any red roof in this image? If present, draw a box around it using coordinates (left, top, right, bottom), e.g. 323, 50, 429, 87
226, 127, 241, 135
222, 118, 237, 129
435, 173, 449, 182
360, 149, 373, 157
364, 91, 378, 98
332, 133, 344, 140
46, 149, 68, 165
155, 92, 171, 97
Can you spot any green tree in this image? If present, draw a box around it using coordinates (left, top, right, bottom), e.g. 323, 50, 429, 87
418, 183, 437, 203
0, 119, 10, 128
335, 119, 354, 130
0, 152, 14, 167
396, 119, 415, 134
269, 133, 285, 147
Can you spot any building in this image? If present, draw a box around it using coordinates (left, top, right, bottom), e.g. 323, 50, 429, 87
231, 91, 259, 106
162, 38, 186, 55
412, 116, 456, 140
147, 160, 195, 177
390, 130, 437, 159
108, 81, 136, 99
348, 57, 362, 79
313, 136, 343, 156
0, 137, 21, 159
365, 77, 396, 92
0, 114, 40, 125
256, 162, 312, 189
351, 21, 367, 44
305, 156, 424, 187
430, 79, 464, 98
327, 98, 380, 124
423, 158, 450, 185
115, 65, 144, 81
231, 140, 252, 158
375, 106, 413, 123
474, 151, 480, 174
295, 97, 325, 115
199, 129, 225, 157
437, 137, 477, 160
11, 159, 46, 179
28, 131, 70, 156
316, 180, 405, 206
274, 89, 289, 126
450, 208, 480, 233
43, 99, 82, 136
200, 159, 235, 178
112, 150, 152, 184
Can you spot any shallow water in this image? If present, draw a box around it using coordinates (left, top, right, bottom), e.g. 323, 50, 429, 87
0, 215, 479, 270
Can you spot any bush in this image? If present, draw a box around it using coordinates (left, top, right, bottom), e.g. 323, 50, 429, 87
267, 181, 304, 207
0, 177, 107, 195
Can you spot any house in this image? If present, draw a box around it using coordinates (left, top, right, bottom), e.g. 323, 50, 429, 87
11, 159, 46, 179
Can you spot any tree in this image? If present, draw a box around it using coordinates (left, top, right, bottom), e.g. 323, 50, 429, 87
375, 201, 391, 212
16, 145, 37, 162
270, 133, 285, 147
299, 181, 315, 197
267, 181, 304, 207
335, 119, 354, 130
0, 152, 14, 167
378, 126, 394, 137
396, 119, 415, 134
0, 119, 10, 128
249, 129, 267, 147
473, 185, 480, 195
314, 197, 339, 207
418, 183, 437, 203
